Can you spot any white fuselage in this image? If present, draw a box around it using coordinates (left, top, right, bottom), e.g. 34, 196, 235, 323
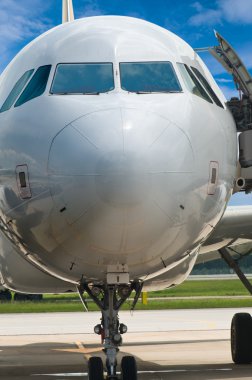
0, 16, 237, 292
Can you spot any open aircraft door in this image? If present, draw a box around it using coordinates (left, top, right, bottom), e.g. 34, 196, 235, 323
208, 32, 252, 192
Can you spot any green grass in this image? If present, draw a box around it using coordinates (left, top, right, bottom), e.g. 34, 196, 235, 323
148, 279, 250, 297
39, 279, 250, 303
135, 298, 252, 310
0, 279, 252, 313
0, 297, 252, 314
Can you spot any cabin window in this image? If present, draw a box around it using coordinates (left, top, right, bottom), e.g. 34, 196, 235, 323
50, 63, 114, 94
190, 66, 224, 108
0, 69, 34, 113
120, 62, 182, 93
15, 65, 52, 107
177, 63, 213, 103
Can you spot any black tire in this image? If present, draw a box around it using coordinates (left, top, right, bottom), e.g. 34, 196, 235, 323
121, 356, 137, 380
0, 290, 12, 302
231, 313, 252, 364
88, 356, 104, 380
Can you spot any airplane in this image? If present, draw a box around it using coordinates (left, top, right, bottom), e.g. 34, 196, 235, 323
1, 0, 252, 378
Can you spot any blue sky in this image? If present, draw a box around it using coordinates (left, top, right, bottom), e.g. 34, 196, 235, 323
1, 0, 252, 205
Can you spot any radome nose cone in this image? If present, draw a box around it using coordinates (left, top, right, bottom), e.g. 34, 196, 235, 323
96, 151, 149, 206
48, 108, 194, 225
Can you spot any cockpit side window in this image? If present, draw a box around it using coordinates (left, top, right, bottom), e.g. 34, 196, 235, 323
15, 65, 52, 108
190, 66, 224, 108
0, 69, 34, 113
177, 63, 213, 104
50, 63, 114, 94
120, 62, 182, 93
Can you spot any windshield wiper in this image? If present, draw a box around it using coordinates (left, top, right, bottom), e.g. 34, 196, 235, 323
52, 92, 100, 95
82, 92, 100, 95
135, 91, 180, 94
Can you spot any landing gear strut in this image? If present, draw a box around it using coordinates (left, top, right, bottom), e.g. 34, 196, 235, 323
78, 281, 142, 379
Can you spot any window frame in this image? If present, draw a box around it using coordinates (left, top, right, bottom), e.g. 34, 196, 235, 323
190, 66, 224, 108
119, 61, 183, 94
50, 62, 115, 95
177, 63, 213, 104
14, 65, 52, 108
0, 69, 35, 113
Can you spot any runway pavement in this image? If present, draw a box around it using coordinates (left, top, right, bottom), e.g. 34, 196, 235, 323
1, 309, 252, 379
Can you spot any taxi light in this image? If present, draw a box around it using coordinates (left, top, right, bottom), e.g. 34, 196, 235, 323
119, 323, 128, 334
94, 324, 102, 335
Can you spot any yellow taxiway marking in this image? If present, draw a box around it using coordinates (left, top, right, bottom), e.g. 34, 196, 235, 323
53, 341, 101, 361
76, 341, 93, 361
207, 322, 217, 329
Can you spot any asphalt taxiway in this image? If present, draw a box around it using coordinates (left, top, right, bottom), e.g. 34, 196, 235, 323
1, 309, 252, 379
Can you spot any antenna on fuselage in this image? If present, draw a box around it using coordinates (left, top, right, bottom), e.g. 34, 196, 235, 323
62, 0, 75, 23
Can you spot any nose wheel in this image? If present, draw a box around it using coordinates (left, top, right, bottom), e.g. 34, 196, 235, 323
88, 355, 137, 380
79, 281, 142, 380
121, 356, 137, 380
88, 357, 104, 380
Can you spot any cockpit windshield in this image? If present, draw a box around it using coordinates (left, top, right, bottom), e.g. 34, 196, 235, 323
51, 63, 114, 94
120, 62, 182, 93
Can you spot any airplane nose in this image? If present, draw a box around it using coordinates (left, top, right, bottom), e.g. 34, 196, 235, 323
95, 149, 150, 207
48, 107, 194, 244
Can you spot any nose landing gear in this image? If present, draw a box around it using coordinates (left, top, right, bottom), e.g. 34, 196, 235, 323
78, 281, 142, 379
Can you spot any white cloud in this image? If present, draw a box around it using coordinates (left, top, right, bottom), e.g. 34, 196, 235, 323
219, 0, 252, 24
216, 78, 233, 83
191, 2, 204, 12
77, 0, 103, 17
0, 0, 51, 72
200, 53, 228, 75
219, 84, 238, 99
125, 11, 145, 19
189, 8, 222, 26
77, 1, 145, 20
236, 44, 252, 74
189, 0, 252, 26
